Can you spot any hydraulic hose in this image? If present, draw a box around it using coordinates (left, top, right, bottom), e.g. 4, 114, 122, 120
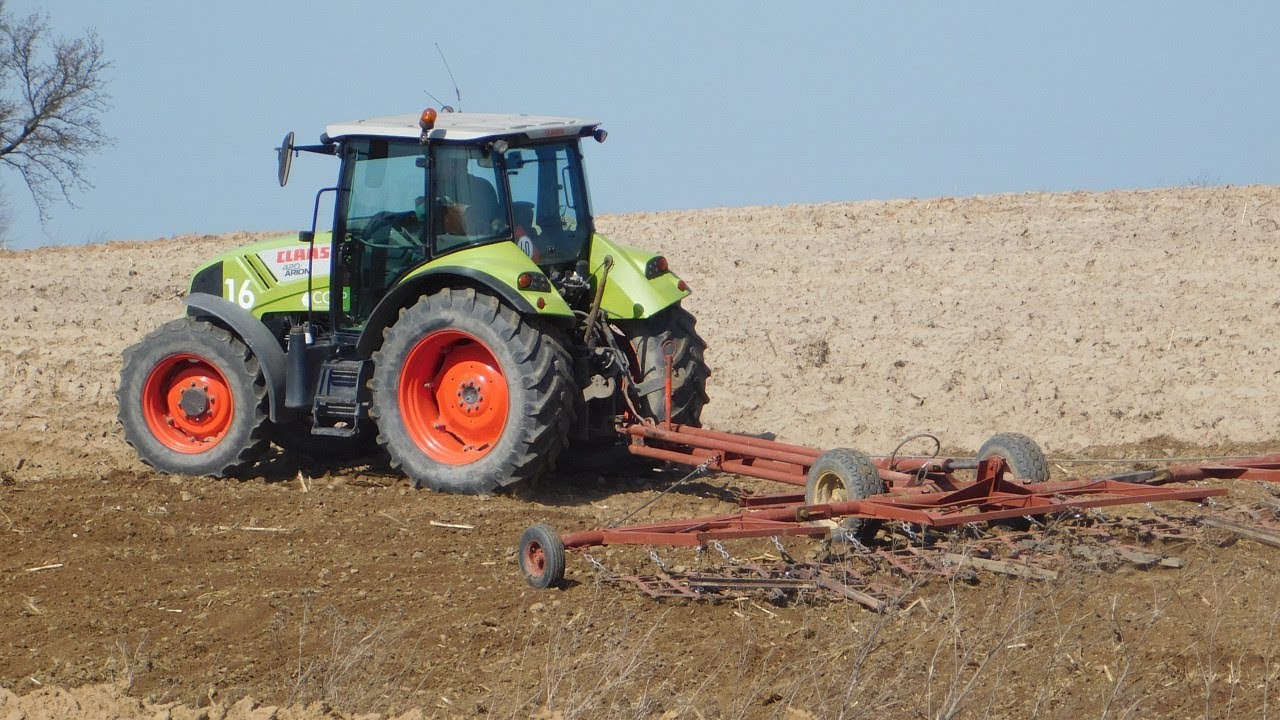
582, 255, 614, 345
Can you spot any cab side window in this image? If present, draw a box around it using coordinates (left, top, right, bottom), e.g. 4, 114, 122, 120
433, 144, 509, 253
504, 143, 590, 265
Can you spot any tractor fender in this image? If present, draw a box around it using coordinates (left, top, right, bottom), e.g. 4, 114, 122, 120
183, 292, 290, 422
355, 266, 550, 358
589, 234, 691, 320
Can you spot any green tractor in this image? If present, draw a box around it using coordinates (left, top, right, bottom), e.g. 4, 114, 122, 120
118, 108, 710, 493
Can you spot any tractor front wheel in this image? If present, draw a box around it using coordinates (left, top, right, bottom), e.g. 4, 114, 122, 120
117, 317, 270, 476
370, 288, 573, 493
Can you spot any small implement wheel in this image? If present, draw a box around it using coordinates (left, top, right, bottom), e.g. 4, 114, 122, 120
978, 432, 1049, 483
117, 317, 269, 476
370, 288, 573, 493
804, 448, 886, 543
519, 523, 566, 589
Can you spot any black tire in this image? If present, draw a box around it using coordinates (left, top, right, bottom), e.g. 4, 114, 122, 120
805, 448, 886, 543
519, 523, 567, 589
369, 288, 574, 493
978, 432, 1049, 483
117, 317, 270, 477
621, 305, 710, 425
268, 420, 377, 460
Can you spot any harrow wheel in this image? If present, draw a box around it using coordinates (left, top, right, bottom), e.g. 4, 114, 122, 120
117, 317, 269, 477
519, 523, 567, 589
805, 448, 886, 543
978, 432, 1049, 483
370, 288, 573, 494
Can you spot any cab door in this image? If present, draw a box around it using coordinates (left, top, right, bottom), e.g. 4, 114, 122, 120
334, 138, 430, 328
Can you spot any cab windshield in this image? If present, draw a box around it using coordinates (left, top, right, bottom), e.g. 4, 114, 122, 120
503, 142, 591, 266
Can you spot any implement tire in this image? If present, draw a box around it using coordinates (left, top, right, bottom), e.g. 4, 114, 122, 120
370, 288, 573, 493
621, 305, 710, 425
805, 448, 885, 544
978, 432, 1049, 483
519, 523, 567, 589
117, 317, 270, 477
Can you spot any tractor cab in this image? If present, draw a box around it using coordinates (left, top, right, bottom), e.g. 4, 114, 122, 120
287, 109, 606, 327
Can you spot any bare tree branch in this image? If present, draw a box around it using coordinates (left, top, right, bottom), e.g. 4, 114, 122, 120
0, 0, 112, 225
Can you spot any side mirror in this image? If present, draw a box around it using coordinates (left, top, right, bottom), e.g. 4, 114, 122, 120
299, 230, 315, 244
277, 131, 296, 187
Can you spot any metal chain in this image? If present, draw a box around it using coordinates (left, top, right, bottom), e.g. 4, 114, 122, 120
608, 457, 716, 528
838, 528, 872, 553
899, 522, 921, 543
648, 549, 670, 573
709, 540, 734, 563
582, 551, 610, 575
770, 536, 796, 562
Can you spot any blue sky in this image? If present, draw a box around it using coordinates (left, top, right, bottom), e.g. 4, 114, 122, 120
3, 1, 1278, 249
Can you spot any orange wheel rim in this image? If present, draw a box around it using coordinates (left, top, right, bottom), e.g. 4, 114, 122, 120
398, 330, 509, 464
523, 541, 547, 577
141, 354, 234, 453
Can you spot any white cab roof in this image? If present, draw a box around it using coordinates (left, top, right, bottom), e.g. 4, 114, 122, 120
324, 112, 600, 142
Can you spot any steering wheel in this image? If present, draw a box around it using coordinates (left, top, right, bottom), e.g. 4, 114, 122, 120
359, 211, 419, 248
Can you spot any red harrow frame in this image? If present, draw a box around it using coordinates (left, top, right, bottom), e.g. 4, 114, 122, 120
519, 420, 1280, 589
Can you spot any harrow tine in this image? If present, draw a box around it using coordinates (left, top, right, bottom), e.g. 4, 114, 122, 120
1200, 516, 1280, 549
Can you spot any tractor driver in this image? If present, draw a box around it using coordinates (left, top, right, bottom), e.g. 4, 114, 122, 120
434, 148, 504, 239
358, 196, 426, 249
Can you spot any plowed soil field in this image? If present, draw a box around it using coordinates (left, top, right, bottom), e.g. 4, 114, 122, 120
3, 186, 1280, 719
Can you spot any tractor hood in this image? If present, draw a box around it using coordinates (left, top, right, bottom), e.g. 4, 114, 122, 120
188, 234, 333, 317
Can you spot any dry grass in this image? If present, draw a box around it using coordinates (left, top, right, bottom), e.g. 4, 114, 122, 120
286, 603, 428, 712
223, 532, 1280, 720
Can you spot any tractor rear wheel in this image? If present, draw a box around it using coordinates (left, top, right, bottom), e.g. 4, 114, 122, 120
622, 305, 710, 425
805, 448, 885, 543
117, 317, 270, 477
369, 288, 573, 493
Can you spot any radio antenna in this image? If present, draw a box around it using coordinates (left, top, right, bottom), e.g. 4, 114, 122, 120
435, 43, 462, 110
423, 88, 448, 108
